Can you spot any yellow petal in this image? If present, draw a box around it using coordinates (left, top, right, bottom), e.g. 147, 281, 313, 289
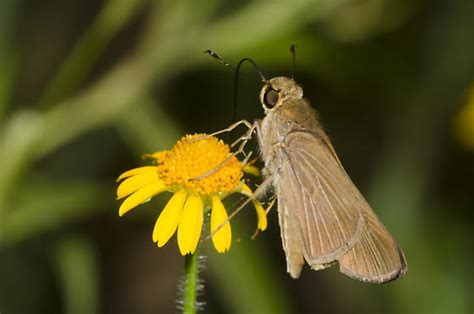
254, 200, 267, 231
211, 196, 232, 253
116, 171, 159, 199
177, 194, 203, 255
153, 190, 187, 247
143, 151, 166, 160
116, 166, 156, 182
241, 184, 267, 231
118, 181, 167, 216
242, 164, 261, 177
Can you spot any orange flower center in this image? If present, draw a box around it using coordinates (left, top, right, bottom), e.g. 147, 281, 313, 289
153, 135, 243, 195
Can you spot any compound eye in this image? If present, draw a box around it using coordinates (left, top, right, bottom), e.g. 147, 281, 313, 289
264, 89, 279, 108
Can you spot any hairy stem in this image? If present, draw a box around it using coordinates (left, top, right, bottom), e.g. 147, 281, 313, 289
183, 251, 199, 314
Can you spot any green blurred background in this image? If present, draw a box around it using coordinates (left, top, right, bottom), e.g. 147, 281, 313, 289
0, 0, 473, 313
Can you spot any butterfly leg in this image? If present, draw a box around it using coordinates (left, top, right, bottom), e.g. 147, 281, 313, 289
206, 176, 273, 240
190, 120, 261, 181
251, 196, 276, 239
186, 119, 254, 143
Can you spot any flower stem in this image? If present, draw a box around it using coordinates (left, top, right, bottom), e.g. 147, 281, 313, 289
183, 251, 199, 314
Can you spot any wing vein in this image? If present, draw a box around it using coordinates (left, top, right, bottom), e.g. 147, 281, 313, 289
290, 165, 318, 255
368, 229, 383, 275
298, 150, 353, 219
359, 232, 372, 276
316, 175, 346, 240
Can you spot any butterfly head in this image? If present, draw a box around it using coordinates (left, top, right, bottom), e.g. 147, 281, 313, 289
260, 77, 303, 112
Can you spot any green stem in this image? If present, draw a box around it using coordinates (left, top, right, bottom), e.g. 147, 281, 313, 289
183, 251, 200, 314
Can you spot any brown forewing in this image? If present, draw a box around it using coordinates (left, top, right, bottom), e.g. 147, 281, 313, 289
277, 131, 364, 273
277, 130, 406, 282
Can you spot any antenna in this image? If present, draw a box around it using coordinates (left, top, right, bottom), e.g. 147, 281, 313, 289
204, 50, 266, 81
204, 50, 267, 136
290, 44, 297, 79
204, 50, 232, 67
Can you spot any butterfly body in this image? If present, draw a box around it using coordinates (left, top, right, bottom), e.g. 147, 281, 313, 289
257, 77, 407, 283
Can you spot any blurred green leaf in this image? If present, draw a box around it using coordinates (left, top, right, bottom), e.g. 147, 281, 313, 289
0, 111, 43, 211
40, 0, 148, 107
0, 178, 110, 248
117, 98, 183, 153
54, 236, 100, 314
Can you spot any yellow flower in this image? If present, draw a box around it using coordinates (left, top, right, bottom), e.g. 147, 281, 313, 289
116, 134, 267, 255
